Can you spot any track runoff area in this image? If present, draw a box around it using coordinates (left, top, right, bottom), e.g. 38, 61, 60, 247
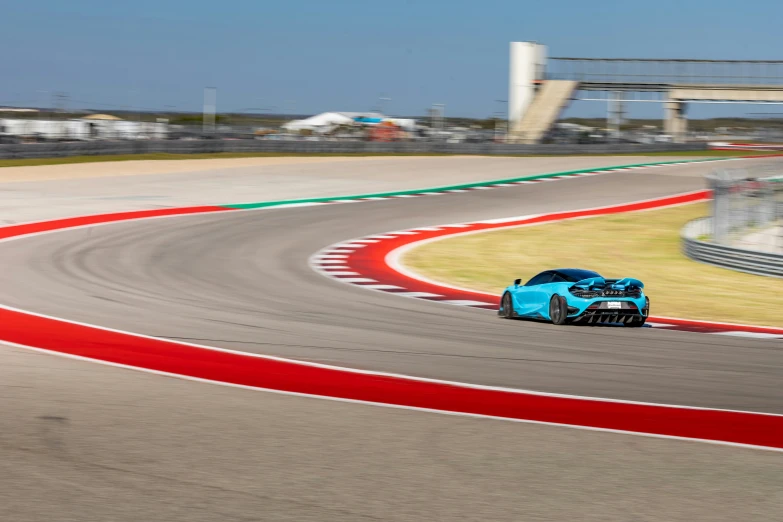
0, 156, 781, 452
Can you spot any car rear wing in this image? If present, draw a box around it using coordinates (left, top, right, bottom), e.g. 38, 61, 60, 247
572, 277, 605, 290
610, 277, 644, 290
572, 277, 644, 290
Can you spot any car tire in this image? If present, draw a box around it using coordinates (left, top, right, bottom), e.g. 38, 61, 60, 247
500, 292, 514, 319
549, 294, 568, 325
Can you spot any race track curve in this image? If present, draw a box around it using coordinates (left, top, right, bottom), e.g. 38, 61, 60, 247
0, 161, 780, 413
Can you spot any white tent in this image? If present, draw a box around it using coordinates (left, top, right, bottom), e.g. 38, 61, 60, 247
282, 112, 355, 133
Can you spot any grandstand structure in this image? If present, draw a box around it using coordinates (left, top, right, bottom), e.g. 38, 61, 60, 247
508, 42, 783, 143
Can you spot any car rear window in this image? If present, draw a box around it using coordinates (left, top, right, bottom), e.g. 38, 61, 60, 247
524, 272, 553, 286
555, 269, 602, 282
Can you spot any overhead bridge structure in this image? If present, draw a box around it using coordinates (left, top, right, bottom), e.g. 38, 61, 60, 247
507, 43, 783, 143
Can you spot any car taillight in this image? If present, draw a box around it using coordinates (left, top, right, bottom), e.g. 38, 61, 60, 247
587, 303, 600, 310
627, 303, 638, 309
570, 287, 599, 298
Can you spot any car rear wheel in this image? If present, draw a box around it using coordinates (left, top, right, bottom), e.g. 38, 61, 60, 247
549, 294, 568, 325
500, 292, 514, 319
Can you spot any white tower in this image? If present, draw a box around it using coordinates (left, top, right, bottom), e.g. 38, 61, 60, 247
508, 42, 547, 126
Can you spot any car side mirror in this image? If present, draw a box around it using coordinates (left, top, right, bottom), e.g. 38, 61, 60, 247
514, 278, 521, 287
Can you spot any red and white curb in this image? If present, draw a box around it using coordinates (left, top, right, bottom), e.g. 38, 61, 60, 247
310, 190, 783, 340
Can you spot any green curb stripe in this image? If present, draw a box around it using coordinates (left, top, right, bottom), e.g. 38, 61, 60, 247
220, 157, 732, 210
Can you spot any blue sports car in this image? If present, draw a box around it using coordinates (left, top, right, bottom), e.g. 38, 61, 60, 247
498, 268, 649, 327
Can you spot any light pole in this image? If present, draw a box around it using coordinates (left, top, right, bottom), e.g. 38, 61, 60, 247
495, 99, 508, 142
432, 103, 445, 132
203, 87, 217, 136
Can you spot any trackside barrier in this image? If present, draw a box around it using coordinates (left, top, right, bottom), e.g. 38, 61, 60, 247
682, 217, 783, 278
0, 139, 706, 160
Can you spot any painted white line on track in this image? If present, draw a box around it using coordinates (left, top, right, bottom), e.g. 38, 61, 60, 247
270, 202, 329, 209
715, 331, 782, 339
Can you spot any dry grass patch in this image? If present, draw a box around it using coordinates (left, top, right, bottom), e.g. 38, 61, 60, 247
404, 202, 783, 327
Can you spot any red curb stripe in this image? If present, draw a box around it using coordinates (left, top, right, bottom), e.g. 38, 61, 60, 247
2, 307, 782, 449
647, 316, 783, 336
0, 206, 234, 241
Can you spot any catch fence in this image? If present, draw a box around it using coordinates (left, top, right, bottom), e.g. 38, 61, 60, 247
682, 162, 783, 277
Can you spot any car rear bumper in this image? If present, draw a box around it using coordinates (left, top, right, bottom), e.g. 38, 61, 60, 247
570, 309, 645, 325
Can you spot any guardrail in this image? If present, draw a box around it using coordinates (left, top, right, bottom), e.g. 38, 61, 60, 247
0, 139, 707, 160
682, 217, 783, 278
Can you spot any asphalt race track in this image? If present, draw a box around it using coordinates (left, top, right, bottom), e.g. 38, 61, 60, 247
2, 157, 781, 521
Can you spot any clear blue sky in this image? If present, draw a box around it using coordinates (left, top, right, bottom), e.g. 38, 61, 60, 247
2, 0, 781, 118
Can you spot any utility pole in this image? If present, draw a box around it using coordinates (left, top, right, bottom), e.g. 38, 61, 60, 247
378, 95, 391, 116
37, 90, 48, 121
53, 92, 68, 114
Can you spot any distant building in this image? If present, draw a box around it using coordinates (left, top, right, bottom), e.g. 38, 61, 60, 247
0, 114, 168, 141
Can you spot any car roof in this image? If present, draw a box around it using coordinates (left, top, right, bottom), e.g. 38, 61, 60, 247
552, 268, 602, 279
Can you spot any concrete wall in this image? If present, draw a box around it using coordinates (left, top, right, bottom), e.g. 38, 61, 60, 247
0, 139, 707, 160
